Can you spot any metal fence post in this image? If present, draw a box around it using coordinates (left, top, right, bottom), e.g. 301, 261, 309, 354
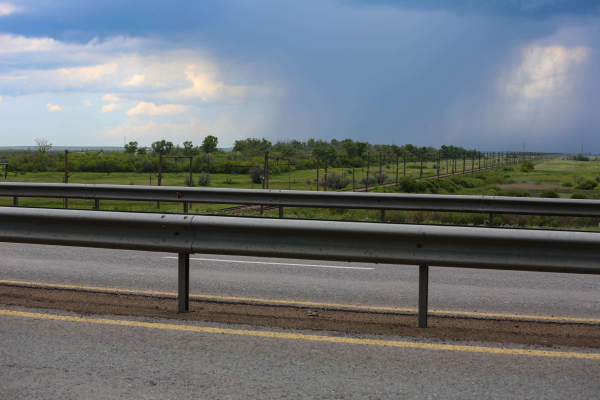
381, 209, 386, 222
183, 202, 189, 214
13, 196, 18, 206
418, 265, 429, 328
178, 253, 190, 313
279, 206, 284, 218
94, 199, 100, 210
489, 213, 494, 227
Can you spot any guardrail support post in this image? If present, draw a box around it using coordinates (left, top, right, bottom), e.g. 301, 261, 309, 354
418, 265, 429, 328
279, 206, 284, 218
13, 196, 18, 206
489, 213, 494, 227
183, 202, 188, 214
94, 199, 100, 210
381, 209, 386, 222
178, 253, 190, 313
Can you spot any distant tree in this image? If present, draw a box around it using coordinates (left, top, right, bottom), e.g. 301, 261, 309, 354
343, 140, 367, 159
576, 154, 590, 161
281, 147, 296, 158
124, 141, 138, 154
34, 138, 52, 154
151, 140, 174, 154
137, 147, 147, 155
201, 135, 218, 154
183, 141, 194, 152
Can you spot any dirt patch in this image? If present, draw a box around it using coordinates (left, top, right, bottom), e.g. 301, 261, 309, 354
500, 184, 563, 190
1, 284, 598, 348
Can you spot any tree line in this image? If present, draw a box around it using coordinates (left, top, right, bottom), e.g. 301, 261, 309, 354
1, 135, 485, 175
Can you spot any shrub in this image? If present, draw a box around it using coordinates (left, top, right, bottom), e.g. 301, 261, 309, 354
360, 172, 389, 186
496, 189, 532, 197
502, 166, 514, 171
539, 189, 559, 198
248, 164, 264, 184
575, 178, 597, 190
576, 175, 585, 184
320, 172, 350, 190
594, 176, 600, 184
376, 172, 390, 184
224, 177, 235, 184
184, 176, 194, 186
571, 192, 589, 199
562, 182, 573, 187
359, 175, 378, 186
197, 172, 211, 186
576, 154, 590, 161
520, 161, 535, 172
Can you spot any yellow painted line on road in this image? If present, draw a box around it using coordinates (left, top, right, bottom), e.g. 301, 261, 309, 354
1, 279, 599, 324
1, 309, 598, 360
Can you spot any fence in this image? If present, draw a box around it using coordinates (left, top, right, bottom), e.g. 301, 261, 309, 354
2, 183, 600, 225
1, 206, 599, 328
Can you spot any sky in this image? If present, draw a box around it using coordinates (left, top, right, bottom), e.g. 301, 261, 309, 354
0, 0, 599, 152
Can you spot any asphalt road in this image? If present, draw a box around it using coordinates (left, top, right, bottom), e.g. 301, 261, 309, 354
2, 305, 599, 399
0, 242, 599, 319
1, 242, 599, 398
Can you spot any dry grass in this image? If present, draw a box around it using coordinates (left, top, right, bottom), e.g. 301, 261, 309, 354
499, 183, 562, 190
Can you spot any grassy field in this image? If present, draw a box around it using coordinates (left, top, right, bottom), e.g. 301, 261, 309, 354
1, 158, 599, 230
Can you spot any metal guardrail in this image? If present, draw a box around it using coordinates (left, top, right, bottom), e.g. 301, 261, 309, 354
1, 207, 599, 327
1, 183, 600, 219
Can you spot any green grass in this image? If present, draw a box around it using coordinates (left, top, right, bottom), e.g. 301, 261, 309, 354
2, 158, 600, 230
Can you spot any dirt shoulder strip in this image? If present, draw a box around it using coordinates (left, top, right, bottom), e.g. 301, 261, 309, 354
1, 284, 597, 348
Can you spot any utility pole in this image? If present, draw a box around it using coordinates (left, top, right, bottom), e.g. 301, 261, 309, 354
157, 149, 163, 209
379, 151, 383, 185
352, 158, 356, 191
366, 153, 370, 192
261, 150, 269, 215
188, 150, 193, 211
324, 152, 328, 192
263, 150, 269, 189
64, 150, 68, 208
396, 153, 399, 186
419, 151, 423, 179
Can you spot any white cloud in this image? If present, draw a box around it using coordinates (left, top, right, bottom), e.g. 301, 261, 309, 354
46, 103, 65, 111
500, 45, 590, 99
58, 63, 118, 83
176, 63, 268, 103
158, 119, 206, 131
102, 93, 121, 102
0, 35, 278, 105
0, 34, 138, 55
84, 100, 92, 106
102, 118, 158, 137
0, 3, 22, 17
100, 103, 122, 113
125, 101, 188, 116
123, 74, 145, 86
